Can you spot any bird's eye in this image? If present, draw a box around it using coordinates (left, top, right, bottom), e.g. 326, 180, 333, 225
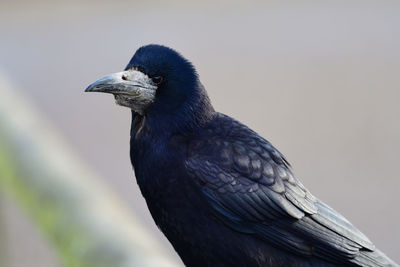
151, 76, 163, 85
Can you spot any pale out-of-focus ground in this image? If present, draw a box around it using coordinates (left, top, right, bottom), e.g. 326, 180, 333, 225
0, 0, 399, 266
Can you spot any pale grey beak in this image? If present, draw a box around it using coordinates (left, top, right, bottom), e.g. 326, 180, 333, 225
85, 70, 157, 113
85, 72, 125, 93
85, 71, 155, 94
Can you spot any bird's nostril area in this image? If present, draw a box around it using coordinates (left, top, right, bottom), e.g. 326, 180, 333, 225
122, 74, 128, 80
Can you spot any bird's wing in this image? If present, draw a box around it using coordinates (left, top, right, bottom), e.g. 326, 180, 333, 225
185, 121, 384, 265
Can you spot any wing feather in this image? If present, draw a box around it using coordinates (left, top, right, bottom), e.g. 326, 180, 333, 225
184, 114, 392, 265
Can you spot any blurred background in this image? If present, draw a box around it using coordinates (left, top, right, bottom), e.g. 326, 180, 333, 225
0, 0, 399, 266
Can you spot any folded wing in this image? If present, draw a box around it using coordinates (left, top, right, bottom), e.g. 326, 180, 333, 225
186, 114, 395, 266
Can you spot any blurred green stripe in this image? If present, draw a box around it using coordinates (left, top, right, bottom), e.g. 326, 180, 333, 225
0, 138, 89, 267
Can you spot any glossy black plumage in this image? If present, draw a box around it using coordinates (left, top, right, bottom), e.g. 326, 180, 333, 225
123, 45, 397, 266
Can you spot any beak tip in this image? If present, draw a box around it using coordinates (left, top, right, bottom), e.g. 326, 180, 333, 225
85, 85, 95, 92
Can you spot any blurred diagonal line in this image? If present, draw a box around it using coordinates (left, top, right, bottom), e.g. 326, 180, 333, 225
0, 71, 179, 267
0, 194, 8, 267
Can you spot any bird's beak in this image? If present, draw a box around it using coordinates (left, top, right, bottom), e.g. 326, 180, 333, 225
85, 70, 157, 112
85, 70, 156, 96
85, 71, 125, 93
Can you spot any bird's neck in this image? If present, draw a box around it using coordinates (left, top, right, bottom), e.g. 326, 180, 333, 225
131, 83, 215, 140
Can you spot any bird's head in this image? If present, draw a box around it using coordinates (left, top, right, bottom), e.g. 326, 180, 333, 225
86, 45, 203, 116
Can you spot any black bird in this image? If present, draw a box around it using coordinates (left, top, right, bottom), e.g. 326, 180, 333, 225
86, 45, 398, 267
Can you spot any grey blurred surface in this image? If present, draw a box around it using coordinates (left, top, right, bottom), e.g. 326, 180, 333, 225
0, 193, 61, 267
0, 0, 399, 265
